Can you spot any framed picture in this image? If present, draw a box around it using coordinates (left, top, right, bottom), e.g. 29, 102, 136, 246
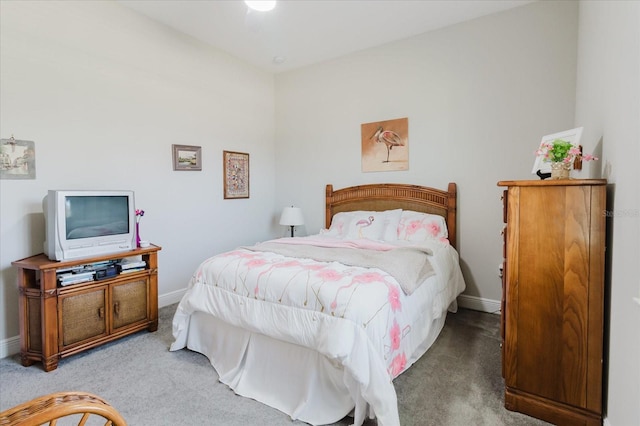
531, 127, 583, 174
223, 150, 249, 199
172, 144, 202, 171
1, 137, 36, 180
361, 117, 409, 172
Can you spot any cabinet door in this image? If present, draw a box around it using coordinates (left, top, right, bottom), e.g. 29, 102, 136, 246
59, 287, 107, 348
111, 278, 149, 331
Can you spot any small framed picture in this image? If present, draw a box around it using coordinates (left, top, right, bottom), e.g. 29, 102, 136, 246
172, 144, 202, 171
1, 137, 36, 180
223, 150, 249, 199
531, 127, 583, 174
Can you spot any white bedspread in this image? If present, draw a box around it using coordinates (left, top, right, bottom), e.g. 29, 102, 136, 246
171, 236, 465, 426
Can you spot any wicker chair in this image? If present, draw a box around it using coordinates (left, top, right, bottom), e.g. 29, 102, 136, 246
0, 392, 127, 426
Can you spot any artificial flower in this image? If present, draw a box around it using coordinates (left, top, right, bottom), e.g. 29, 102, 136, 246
535, 139, 598, 164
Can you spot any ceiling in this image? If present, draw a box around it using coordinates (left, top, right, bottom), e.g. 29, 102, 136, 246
119, 0, 533, 73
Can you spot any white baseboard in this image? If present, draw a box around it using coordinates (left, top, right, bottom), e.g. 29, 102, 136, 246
158, 288, 187, 308
457, 294, 501, 314
0, 288, 189, 359
0, 335, 20, 360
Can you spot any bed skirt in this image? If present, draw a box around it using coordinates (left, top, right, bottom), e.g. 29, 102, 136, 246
178, 309, 450, 425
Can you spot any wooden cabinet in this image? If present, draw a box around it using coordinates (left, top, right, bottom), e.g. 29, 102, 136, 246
497, 180, 606, 426
12, 245, 161, 372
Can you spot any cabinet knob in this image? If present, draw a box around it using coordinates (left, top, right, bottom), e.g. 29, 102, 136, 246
114, 301, 120, 315
98, 307, 104, 319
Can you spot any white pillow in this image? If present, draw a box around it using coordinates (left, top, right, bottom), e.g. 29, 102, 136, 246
322, 212, 352, 238
380, 209, 402, 241
345, 209, 402, 241
397, 211, 448, 242
323, 209, 403, 241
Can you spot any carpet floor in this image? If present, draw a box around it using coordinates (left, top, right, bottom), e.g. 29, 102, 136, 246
0, 304, 549, 425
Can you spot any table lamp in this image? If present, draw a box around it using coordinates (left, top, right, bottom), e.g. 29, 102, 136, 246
279, 206, 304, 237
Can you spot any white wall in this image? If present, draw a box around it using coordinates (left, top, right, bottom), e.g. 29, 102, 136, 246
274, 0, 579, 308
575, 2, 640, 425
1, 1, 636, 424
0, 1, 276, 347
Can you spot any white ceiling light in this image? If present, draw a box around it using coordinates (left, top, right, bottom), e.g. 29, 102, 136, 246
245, 1, 276, 12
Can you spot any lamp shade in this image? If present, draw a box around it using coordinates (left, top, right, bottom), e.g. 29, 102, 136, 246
279, 207, 304, 226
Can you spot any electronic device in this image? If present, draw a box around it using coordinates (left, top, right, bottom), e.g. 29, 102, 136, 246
57, 270, 96, 286
117, 260, 146, 270
95, 265, 119, 280
43, 190, 137, 261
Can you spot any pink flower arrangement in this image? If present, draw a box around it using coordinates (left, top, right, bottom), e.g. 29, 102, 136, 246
135, 209, 145, 223
535, 139, 598, 164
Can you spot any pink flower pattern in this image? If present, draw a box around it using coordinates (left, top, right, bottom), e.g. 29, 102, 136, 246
388, 353, 407, 378
400, 219, 442, 239
194, 248, 412, 379
404, 220, 422, 236
386, 284, 401, 312
425, 221, 441, 237
389, 320, 401, 351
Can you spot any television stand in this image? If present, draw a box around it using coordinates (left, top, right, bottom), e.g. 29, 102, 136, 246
12, 244, 161, 372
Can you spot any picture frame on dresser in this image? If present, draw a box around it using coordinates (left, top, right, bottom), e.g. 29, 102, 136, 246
531, 126, 583, 174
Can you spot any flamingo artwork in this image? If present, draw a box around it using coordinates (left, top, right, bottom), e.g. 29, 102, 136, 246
371, 126, 404, 163
355, 216, 374, 238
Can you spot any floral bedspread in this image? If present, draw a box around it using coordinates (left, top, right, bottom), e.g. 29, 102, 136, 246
171, 237, 465, 426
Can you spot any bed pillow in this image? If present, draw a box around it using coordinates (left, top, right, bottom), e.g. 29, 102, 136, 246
380, 209, 403, 241
397, 211, 448, 242
322, 209, 403, 241
345, 209, 402, 241
322, 212, 352, 238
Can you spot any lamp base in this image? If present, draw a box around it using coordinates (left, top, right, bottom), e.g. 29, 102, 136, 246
289, 226, 295, 237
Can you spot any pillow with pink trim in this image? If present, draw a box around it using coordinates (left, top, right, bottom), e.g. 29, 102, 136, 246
397, 211, 448, 242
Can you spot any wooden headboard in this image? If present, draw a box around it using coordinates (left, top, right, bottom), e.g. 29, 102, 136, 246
325, 183, 457, 249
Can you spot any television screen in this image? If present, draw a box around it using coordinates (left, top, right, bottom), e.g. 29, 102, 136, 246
65, 196, 130, 240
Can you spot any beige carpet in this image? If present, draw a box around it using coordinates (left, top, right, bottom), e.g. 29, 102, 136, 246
0, 305, 548, 425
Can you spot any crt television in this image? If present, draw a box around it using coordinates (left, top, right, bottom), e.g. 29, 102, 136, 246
43, 190, 136, 261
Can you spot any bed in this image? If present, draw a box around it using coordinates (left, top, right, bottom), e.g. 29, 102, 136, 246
170, 183, 466, 426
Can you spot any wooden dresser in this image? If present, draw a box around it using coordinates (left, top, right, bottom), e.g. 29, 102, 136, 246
497, 180, 606, 426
